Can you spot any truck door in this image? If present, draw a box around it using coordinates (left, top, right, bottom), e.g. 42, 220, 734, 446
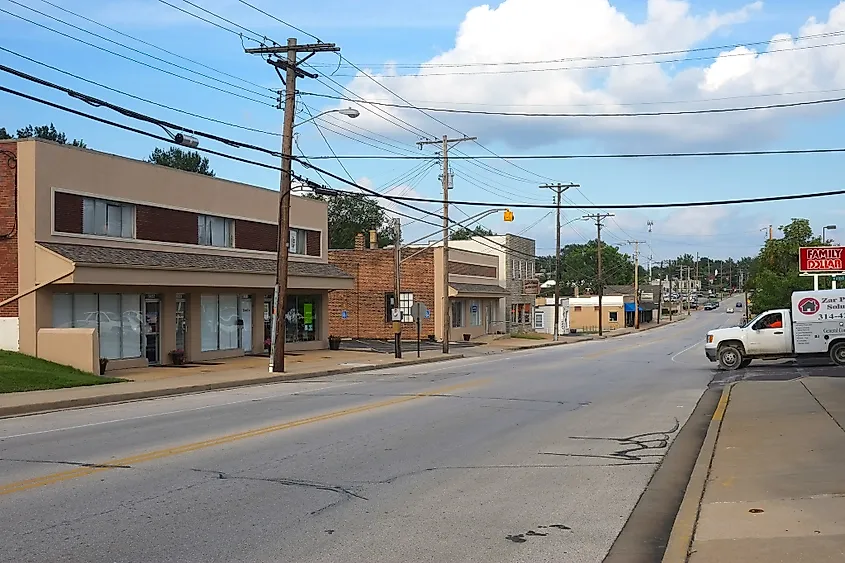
747, 312, 790, 355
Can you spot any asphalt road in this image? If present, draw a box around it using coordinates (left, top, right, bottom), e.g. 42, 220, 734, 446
0, 301, 741, 563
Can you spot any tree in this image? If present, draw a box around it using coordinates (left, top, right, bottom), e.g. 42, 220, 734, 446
309, 192, 392, 249
147, 147, 214, 176
536, 241, 636, 296
3, 123, 86, 147
450, 225, 496, 241
748, 218, 822, 314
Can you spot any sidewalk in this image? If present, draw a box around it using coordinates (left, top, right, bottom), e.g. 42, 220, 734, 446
0, 349, 461, 418
664, 377, 845, 562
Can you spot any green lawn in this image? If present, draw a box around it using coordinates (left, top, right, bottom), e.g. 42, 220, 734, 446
511, 332, 548, 340
0, 351, 123, 393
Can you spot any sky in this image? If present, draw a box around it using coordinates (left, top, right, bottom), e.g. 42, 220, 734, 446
2, 0, 845, 266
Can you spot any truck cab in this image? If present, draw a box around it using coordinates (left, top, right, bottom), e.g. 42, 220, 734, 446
705, 309, 793, 369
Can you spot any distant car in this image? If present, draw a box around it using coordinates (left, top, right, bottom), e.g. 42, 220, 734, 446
735, 302, 743, 308
703, 302, 718, 310
726, 307, 735, 313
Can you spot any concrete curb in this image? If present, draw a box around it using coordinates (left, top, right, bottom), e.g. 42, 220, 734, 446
661, 382, 734, 563
0, 354, 465, 418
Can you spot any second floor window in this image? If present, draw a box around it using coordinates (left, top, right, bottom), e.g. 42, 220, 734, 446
289, 228, 306, 255
198, 215, 234, 247
82, 197, 134, 238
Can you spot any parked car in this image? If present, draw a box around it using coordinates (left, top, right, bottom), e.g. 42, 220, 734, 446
726, 307, 735, 313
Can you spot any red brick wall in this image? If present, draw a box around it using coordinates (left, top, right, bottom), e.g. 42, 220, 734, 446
328, 248, 436, 339
0, 144, 17, 317
136, 205, 198, 244
53, 191, 83, 234
235, 219, 276, 252
449, 261, 496, 278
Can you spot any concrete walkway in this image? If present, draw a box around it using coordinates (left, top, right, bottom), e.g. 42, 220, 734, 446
664, 377, 845, 562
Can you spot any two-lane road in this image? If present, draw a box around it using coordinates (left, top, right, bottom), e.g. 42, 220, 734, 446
0, 303, 741, 562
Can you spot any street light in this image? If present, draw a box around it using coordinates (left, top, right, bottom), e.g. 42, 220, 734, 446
823, 224, 837, 243
293, 107, 359, 128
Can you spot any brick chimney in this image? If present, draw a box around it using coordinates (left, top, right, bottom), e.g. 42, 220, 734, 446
354, 233, 365, 250
369, 229, 378, 249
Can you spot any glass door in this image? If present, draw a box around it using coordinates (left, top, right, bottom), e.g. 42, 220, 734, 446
240, 296, 252, 353
144, 298, 161, 365
175, 294, 187, 353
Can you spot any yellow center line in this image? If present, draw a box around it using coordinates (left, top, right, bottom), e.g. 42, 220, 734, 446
0, 378, 488, 497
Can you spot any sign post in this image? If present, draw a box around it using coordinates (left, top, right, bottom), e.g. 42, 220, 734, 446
410, 302, 428, 358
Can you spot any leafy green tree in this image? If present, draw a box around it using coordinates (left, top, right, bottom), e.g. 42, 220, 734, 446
450, 225, 496, 241
748, 218, 822, 313
17, 124, 86, 147
147, 147, 214, 176
544, 241, 636, 295
3, 123, 86, 147
309, 192, 392, 249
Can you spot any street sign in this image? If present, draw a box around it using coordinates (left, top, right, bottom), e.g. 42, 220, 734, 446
523, 278, 540, 295
835, 275, 845, 282
410, 302, 428, 321
799, 246, 845, 273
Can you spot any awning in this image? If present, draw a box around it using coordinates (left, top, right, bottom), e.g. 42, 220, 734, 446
449, 282, 509, 298
624, 303, 645, 312
38, 242, 354, 290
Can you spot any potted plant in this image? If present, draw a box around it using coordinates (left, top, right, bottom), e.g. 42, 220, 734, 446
169, 349, 186, 365
328, 335, 342, 350
463, 333, 471, 342
99, 357, 109, 375
427, 334, 436, 342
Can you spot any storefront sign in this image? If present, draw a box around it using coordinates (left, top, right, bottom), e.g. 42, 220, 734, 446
800, 246, 845, 273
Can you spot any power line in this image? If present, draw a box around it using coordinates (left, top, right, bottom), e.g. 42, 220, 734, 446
297, 147, 845, 160
301, 91, 845, 117
5, 0, 276, 100
28, 0, 272, 93
0, 46, 280, 137
0, 7, 275, 107
161, 0, 266, 43
305, 29, 845, 69
320, 38, 845, 77
234, 0, 322, 42
6, 81, 845, 213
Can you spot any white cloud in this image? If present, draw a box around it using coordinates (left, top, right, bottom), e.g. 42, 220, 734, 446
338, 0, 845, 149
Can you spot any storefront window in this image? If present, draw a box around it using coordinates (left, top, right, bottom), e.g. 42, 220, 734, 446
285, 294, 320, 343
53, 293, 142, 360
201, 294, 241, 351
470, 300, 481, 326
451, 300, 464, 328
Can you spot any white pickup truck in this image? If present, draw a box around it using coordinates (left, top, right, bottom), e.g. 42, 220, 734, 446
705, 289, 845, 370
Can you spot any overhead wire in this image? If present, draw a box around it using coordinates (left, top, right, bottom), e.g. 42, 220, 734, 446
0, 7, 275, 107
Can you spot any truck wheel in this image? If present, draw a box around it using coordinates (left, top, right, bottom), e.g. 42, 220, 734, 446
830, 342, 845, 366
718, 345, 743, 370
739, 358, 752, 369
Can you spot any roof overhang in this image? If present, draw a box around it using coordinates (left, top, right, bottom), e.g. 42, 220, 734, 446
448, 282, 509, 298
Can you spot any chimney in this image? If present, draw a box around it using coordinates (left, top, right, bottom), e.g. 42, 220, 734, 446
369, 229, 378, 249
574, 285, 580, 298
354, 233, 365, 250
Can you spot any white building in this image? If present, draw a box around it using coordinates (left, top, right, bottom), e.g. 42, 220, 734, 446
533, 297, 569, 335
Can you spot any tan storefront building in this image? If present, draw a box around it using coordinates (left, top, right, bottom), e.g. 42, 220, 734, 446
568, 296, 625, 333
0, 139, 352, 372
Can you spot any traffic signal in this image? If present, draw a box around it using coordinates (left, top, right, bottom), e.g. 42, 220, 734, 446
504, 209, 514, 222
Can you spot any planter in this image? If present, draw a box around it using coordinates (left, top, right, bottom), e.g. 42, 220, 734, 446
427, 334, 436, 342
328, 337, 342, 351
99, 358, 108, 375
570, 328, 577, 334
462, 333, 471, 342
170, 351, 186, 366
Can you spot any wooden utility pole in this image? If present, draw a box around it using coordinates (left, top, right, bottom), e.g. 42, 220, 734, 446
657, 259, 664, 324
246, 38, 339, 373
417, 135, 476, 353
583, 213, 614, 336
668, 260, 674, 322
541, 183, 579, 340
626, 240, 645, 328
393, 218, 402, 359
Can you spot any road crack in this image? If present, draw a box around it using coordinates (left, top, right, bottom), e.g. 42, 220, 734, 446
541, 418, 680, 462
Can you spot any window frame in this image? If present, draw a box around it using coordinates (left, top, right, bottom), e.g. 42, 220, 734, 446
198, 215, 235, 248
609, 311, 619, 323
82, 197, 135, 239
469, 300, 481, 327
289, 227, 307, 255
451, 300, 464, 328
52, 292, 143, 360
399, 292, 414, 323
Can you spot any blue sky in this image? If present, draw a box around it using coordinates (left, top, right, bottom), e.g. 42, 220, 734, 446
2, 0, 845, 265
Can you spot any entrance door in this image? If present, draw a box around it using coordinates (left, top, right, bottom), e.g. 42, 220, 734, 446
175, 294, 187, 353
240, 296, 253, 353
144, 299, 161, 365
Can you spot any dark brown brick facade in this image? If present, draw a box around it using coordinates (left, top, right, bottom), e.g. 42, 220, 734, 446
0, 144, 17, 317
235, 219, 276, 252
53, 191, 83, 234
136, 205, 199, 245
328, 248, 436, 340
449, 260, 497, 278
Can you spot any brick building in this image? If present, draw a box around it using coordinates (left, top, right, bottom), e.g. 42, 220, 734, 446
0, 139, 352, 371
328, 238, 507, 341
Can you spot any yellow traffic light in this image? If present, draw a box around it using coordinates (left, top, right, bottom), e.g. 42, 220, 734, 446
504, 209, 514, 222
